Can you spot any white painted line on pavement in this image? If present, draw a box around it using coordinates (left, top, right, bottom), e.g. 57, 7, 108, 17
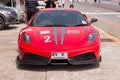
95, 10, 100, 11
82, 12, 120, 15
92, 25, 120, 46
117, 15, 120, 18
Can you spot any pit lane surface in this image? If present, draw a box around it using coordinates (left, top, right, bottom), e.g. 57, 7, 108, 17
75, 2, 120, 41
0, 2, 120, 80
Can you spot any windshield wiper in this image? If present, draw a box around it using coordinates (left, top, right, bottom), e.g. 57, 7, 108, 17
42, 24, 68, 27
74, 24, 87, 26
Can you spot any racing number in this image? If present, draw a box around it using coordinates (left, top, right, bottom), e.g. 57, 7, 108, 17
44, 36, 51, 43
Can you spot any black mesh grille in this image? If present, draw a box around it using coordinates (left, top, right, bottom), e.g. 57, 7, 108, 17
70, 52, 96, 63
23, 53, 50, 65
51, 59, 68, 64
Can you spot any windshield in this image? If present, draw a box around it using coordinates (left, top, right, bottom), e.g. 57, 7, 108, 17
0, 1, 5, 7
30, 11, 88, 27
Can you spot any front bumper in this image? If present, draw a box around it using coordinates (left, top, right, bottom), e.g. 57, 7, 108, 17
5, 15, 18, 25
17, 13, 24, 22
17, 43, 101, 65
4, 13, 24, 25
16, 52, 101, 65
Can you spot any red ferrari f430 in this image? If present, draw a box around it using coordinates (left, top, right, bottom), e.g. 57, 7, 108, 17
16, 8, 101, 66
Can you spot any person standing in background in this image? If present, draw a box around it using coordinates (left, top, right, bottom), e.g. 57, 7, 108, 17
25, 0, 38, 21
61, 0, 65, 8
57, 0, 65, 8
57, 0, 62, 7
69, 0, 74, 8
20, 0, 26, 20
20, 0, 25, 10
118, 0, 120, 5
94, 0, 97, 3
44, 0, 56, 8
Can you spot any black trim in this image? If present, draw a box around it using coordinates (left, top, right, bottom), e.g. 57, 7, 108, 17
68, 52, 101, 65
68, 58, 101, 65
16, 53, 51, 65
16, 53, 101, 65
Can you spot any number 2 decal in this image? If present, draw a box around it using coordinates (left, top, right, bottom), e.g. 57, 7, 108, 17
44, 36, 51, 43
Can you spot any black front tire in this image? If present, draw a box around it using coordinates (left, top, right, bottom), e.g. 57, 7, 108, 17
16, 56, 24, 68
0, 17, 5, 30
5, 24, 9, 28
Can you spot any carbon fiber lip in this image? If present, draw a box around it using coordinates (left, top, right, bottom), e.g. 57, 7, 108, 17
16, 56, 51, 65
16, 55, 101, 65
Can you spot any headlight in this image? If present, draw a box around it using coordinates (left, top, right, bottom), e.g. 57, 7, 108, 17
7, 11, 12, 15
2, 10, 12, 15
17, 10, 24, 14
88, 32, 97, 43
19, 10, 24, 14
22, 34, 31, 43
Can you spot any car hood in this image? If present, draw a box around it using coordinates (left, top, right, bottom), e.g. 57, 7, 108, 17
25, 26, 96, 50
5, 6, 18, 12
0, 6, 14, 11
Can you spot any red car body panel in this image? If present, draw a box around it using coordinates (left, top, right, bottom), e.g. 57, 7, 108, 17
18, 26, 100, 58
17, 8, 101, 65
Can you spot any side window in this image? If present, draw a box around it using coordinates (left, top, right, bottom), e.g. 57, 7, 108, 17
30, 14, 38, 26
30, 12, 46, 26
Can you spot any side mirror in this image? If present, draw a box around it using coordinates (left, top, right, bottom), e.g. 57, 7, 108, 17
90, 18, 98, 24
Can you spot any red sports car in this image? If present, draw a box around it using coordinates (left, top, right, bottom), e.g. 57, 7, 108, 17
16, 8, 101, 66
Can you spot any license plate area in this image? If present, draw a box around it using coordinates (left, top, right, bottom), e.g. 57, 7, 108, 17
51, 52, 68, 59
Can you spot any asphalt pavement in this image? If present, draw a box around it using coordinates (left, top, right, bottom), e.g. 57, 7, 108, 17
81, 0, 120, 11
0, 1, 120, 80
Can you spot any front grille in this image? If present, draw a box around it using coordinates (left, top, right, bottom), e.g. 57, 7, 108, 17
9, 16, 18, 22
8, 10, 18, 22
51, 59, 68, 63
23, 53, 50, 65
10, 10, 17, 16
69, 52, 96, 63
22, 52, 97, 65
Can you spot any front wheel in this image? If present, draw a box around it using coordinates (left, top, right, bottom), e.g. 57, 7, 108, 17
5, 24, 9, 28
16, 56, 24, 68
0, 17, 5, 30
